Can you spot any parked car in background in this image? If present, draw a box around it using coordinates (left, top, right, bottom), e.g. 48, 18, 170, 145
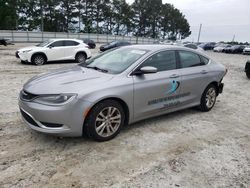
183, 43, 204, 52
213, 44, 231, 52
0, 38, 7, 46
199, 42, 216, 50
19, 45, 227, 141
0, 38, 13, 46
245, 60, 250, 78
100, 41, 131, 52
224, 45, 245, 54
243, 46, 250, 55
16, 39, 91, 65
83, 38, 96, 49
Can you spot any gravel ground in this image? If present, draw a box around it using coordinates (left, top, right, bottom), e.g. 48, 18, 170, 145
0, 43, 249, 188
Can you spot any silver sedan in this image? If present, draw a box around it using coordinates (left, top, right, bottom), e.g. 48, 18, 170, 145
19, 45, 227, 141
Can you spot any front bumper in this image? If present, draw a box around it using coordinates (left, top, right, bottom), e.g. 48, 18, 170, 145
243, 50, 250, 55
18, 96, 93, 137
18, 52, 30, 62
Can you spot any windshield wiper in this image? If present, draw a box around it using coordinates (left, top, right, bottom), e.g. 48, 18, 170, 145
86, 66, 108, 73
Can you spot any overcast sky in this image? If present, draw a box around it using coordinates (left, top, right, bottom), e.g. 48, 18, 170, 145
126, 0, 250, 42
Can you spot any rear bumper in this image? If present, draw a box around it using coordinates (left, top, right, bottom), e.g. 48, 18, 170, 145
218, 83, 224, 94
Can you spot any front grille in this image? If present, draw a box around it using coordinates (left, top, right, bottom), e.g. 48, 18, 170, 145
20, 109, 39, 127
41, 122, 63, 128
20, 90, 38, 101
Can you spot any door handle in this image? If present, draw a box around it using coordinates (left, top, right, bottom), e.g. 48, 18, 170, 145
201, 70, 208, 74
169, 74, 180, 78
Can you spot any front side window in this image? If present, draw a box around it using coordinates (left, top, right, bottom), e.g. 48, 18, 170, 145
50, 41, 64, 47
179, 51, 204, 68
140, 50, 177, 72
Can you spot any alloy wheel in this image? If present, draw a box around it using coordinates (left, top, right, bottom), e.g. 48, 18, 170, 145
77, 54, 86, 63
205, 87, 216, 109
34, 56, 45, 65
95, 107, 121, 137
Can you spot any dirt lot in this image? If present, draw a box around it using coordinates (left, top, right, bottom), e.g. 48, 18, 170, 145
0, 43, 249, 188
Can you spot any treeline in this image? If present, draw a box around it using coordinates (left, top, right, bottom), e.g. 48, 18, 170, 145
221, 41, 249, 45
0, 0, 191, 39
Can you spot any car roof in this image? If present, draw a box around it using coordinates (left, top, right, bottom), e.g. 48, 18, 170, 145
120, 44, 210, 58
121, 44, 193, 51
50, 38, 83, 43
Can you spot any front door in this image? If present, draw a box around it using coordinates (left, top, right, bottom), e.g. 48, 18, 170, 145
46, 40, 66, 61
133, 50, 181, 121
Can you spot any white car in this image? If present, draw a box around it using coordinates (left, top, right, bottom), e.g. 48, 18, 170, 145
213, 44, 231, 52
16, 39, 91, 65
243, 46, 250, 55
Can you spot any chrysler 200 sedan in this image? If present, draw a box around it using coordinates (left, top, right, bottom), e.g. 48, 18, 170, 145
19, 45, 227, 141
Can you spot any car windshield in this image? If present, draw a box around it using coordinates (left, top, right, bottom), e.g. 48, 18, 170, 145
109, 41, 117, 45
80, 47, 148, 74
36, 40, 52, 47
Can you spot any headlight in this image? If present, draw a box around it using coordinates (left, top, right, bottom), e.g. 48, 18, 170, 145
22, 50, 32, 53
33, 94, 76, 105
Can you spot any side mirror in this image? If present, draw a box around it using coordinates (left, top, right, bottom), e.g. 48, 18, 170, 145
133, 66, 158, 75
48, 45, 53, 49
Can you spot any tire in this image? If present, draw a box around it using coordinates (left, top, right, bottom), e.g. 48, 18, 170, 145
199, 84, 217, 112
31, 54, 46, 65
246, 71, 250, 78
83, 100, 125, 141
75, 52, 86, 64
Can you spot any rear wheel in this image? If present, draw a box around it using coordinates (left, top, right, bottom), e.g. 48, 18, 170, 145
83, 100, 125, 141
75, 53, 86, 63
31, 54, 46, 65
199, 84, 217, 112
246, 71, 250, 78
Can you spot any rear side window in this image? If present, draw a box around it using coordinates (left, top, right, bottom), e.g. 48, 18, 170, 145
141, 50, 177, 72
178, 51, 204, 68
64, 40, 79, 46
200, 55, 209, 65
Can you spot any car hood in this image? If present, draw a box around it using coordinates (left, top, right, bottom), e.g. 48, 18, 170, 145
18, 46, 44, 52
23, 65, 113, 95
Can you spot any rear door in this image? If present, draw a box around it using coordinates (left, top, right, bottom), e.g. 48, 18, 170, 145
177, 50, 211, 106
64, 40, 80, 60
133, 50, 181, 121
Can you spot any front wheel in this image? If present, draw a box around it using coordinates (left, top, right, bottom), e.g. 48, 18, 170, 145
31, 54, 46, 65
83, 100, 125, 141
199, 84, 217, 112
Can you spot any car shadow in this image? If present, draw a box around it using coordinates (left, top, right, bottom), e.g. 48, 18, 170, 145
30, 107, 201, 145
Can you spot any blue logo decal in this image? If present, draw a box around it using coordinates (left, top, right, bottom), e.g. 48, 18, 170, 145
165, 80, 180, 95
